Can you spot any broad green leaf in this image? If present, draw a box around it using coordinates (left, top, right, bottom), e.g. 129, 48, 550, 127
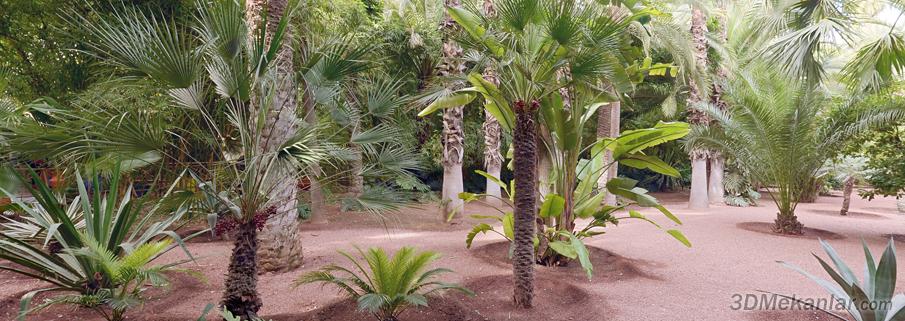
466, 223, 494, 248
655, 205, 682, 225
417, 93, 476, 117
666, 229, 691, 248
548, 241, 577, 259
539, 194, 565, 219
458, 192, 480, 203
620, 153, 680, 177
502, 212, 514, 240
475, 170, 507, 192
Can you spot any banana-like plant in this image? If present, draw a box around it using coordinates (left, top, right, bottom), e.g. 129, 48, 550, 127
779, 239, 905, 321
0, 166, 200, 321
295, 247, 473, 321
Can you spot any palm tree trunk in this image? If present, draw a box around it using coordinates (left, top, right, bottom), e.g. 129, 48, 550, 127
249, 0, 304, 272
840, 176, 854, 215
222, 220, 263, 319
708, 2, 729, 205
512, 100, 537, 308
687, 6, 710, 209
708, 153, 724, 204
773, 213, 803, 235
481, 0, 503, 207
596, 98, 620, 205
440, 0, 465, 220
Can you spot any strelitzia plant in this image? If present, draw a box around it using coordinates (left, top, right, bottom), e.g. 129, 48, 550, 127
779, 239, 905, 321
295, 247, 473, 321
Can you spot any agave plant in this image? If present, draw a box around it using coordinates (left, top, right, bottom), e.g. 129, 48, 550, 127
0, 194, 84, 243
296, 247, 473, 321
0, 166, 200, 321
779, 239, 905, 321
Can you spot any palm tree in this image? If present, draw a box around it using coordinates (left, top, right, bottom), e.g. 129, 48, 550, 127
708, 1, 730, 204
70, 1, 324, 317
481, 0, 504, 208
687, 66, 904, 234
511, 99, 537, 308
687, 3, 710, 209
246, 0, 304, 273
439, 0, 466, 220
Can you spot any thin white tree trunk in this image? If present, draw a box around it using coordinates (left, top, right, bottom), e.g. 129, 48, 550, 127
440, 0, 465, 220
689, 151, 709, 209
481, 0, 503, 207
687, 6, 709, 209
708, 153, 724, 204
596, 99, 620, 205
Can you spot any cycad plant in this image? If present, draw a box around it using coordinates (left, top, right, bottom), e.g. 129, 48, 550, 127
686, 66, 904, 234
296, 247, 473, 321
0, 166, 198, 321
779, 239, 905, 321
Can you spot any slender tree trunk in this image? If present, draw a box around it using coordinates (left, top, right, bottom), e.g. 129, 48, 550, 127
512, 100, 537, 308
222, 220, 263, 319
687, 6, 710, 209
440, 0, 466, 220
840, 176, 854, 216
708, 2, 729, 205
481, 0, 503, 207
689, 151, 710, 209
708, 153, 724, 204
349, 143, 364, 198
596, 98, 620, 205
250, 0, 304, 272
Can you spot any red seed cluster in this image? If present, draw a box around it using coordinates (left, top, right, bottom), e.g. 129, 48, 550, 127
213, 205, 276, 236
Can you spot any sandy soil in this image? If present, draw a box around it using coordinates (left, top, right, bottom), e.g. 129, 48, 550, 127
2, 192, 904, 321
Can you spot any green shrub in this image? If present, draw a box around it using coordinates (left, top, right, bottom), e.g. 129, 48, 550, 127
295, 247, 473, 321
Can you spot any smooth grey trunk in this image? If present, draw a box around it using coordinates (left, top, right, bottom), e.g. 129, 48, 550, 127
686, 6, 710, 209
596, 99, 620, 205
481, 0, 502, 209
250, 0, 303, 272
440, 0, 466, 220
689, 152, 709, 209
708, 154, 724, 204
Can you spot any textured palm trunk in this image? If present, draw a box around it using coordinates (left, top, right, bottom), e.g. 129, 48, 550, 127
512, 100, 537, 308
349, 143, 364, 198
687, 6, 710, 209
439, 0, 466, 220
773, 212, 803, 235
248, 0, 304, 272
596, 98, 620, 205
840, 176, 854, 215
222, 220, 263, 319
481, 0, 503, 207
708, 2, 729, 205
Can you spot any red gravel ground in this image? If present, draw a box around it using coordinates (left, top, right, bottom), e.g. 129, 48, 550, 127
1, 192, 904, 321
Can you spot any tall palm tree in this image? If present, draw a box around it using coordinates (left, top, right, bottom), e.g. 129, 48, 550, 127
439, 0, 466, 219
481, 0, 504, 208
708, 1, 729, 204
71, 1, 323, 317
246, 0, 304, 273
687, 4, 710, 209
